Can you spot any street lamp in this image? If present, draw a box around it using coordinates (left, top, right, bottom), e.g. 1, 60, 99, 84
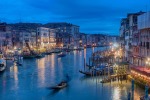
146, 58, 150, 69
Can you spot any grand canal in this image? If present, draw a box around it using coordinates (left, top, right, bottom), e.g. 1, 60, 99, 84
0, 47, 145, 100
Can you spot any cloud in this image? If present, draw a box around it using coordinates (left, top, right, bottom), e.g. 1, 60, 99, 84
0, 0, 149, 35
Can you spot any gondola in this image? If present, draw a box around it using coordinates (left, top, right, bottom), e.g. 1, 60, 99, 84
50, 81, 67, 89
0, 52, 6, 72
47, 74, 70, 90
79, 70, 92, 76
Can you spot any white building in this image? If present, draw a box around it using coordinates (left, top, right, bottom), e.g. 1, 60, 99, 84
37, 27, 56, 49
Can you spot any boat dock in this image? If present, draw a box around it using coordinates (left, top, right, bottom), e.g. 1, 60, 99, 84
101, 73, 129, 83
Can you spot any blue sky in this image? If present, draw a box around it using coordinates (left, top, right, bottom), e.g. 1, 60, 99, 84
0, 0, 149, 35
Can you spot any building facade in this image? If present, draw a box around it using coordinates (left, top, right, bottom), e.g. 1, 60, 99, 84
137, 12, 150, 66
37, 27, 56, 49
0, 23, 12, 52
44, 23, 80, 47
119, 12, 144, 63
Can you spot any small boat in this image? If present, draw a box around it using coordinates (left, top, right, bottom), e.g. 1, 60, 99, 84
57, 53, 66, 57
100, 78, 111, 83
50, 81, 67, 89
140, 95, 150, 100
47, 74, 70, 90
51, 49, 62, 53
0, 52, 6, 72
15, 56, 23, 66
44, 52, 52, 55
79, 70, 102, 76
22, 54, 36, 59
35, 53, 45, 58
79, 70, 92, 76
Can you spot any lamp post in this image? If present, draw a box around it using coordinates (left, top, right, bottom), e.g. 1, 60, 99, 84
146, 58, 150, 69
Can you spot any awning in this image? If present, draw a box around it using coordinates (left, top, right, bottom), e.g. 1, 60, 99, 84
131, 66, 150, 76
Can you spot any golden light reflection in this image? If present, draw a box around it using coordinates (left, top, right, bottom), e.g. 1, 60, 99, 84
10, 64, 18, 89
13, 65, 18, 89
84, 48, 86, 60
51, 54, 55, 68
50, 54, 55, 78
74, 51, 77, 66
112, 87, 120, 100
37, 58, 45, 86
13, 65, 18, 81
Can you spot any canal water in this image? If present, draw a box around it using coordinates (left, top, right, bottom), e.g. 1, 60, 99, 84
0, 47, 145, 100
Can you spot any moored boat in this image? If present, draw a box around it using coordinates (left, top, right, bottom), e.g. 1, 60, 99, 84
23, 55, 36, 59
57, 53, 66, 57
51, 49, 62, 53
35, 53, 45, 58
0, 52, 6, 72
79, 70, 92, 76
44, 52, 52, 55
14, 56, 23, 66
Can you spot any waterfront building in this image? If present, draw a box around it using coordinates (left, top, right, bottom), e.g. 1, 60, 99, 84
128, 12, 144, 65
37, 27, 56, 49
86, 34, 92, 46
37, 27, 50, 49
119, 18, 127, 61
0, 23, 12, 53
49, 29, 56, 48
44, 22, 80, 47
79, 33, 87, 47
11, 30, 33, 51
119, 12, 144, 63
44, 22, 80, 35
30, 31, 37, 49
137, 12, 150, 66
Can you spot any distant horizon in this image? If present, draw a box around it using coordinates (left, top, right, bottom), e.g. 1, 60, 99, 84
2, 21, 119, 35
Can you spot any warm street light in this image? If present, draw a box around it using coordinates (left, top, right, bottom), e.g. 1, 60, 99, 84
146, 58, 150, 69
79, 40, 82, 43
14, 46, 16, 50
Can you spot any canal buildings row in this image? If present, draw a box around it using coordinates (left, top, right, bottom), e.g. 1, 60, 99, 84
120, 11, 150, 85
0, 22, 118, 54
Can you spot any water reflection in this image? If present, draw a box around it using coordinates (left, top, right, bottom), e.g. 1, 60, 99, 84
112, 87, 120, 100
9, 64, 18, 90
37, 58, 45, 87
0, 47, 145, 100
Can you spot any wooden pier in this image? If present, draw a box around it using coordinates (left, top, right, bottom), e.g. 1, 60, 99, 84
101, 74, 129, 83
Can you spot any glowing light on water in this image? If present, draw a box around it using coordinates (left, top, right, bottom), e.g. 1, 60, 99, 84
37, 58, 45, 87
